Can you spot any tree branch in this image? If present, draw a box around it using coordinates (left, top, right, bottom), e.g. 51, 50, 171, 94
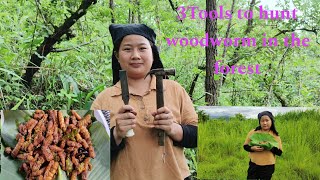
51, 35, 108, 53
274, 27, 319, 37
245, 0, 255, 34
188, 73, 200, 100
222, 0, 235, 59
35, 0, 48, 26
168, 0, 183, 23
219, 0, 235, 91
273, 90, 287, 107
221, 0, 256, 85
263, 47, 290, 106
22, 0, 97, 86
109, 0, 115, 23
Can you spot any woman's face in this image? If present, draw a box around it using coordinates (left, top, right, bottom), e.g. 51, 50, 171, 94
117, 35, 153, 79
260, 115, 272, 131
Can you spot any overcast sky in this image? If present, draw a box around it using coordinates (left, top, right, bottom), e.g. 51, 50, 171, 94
258, 0, 301, 18
259, 0, 278, 9
259, 0, 296, 10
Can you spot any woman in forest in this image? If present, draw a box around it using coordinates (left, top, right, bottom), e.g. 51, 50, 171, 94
243, 111, 283, 180
91, 24, 198, 180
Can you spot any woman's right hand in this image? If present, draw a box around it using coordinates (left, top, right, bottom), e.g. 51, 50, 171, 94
251, 146, 264, 152
113, 105, 137, 145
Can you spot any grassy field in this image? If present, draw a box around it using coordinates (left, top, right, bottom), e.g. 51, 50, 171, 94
198, 110, 320, 180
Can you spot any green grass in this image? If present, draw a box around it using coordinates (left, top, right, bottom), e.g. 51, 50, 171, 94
198, 110, 320, 180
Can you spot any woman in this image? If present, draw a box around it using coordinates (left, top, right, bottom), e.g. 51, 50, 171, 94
243, 111, 283, 180
91, 24, 198, 180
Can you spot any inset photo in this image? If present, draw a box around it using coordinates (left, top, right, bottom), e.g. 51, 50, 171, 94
0, 110, 110, 180
197, 107, 320, 180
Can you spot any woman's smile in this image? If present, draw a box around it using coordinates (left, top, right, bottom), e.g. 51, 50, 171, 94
129, 62, 144, 68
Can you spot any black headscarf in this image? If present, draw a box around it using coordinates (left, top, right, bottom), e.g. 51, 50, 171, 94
255, 111, 279, 136
109, 24, 164, 85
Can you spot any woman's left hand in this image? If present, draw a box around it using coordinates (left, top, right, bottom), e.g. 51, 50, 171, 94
152, 107, 182, 141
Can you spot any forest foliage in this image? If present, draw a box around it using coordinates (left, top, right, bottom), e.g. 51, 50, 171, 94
0, 0, 319, 109
0, 1, 319, 179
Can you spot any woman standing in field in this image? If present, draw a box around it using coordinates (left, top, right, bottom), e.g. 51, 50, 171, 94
243, 111, 283, 180
91, 24, 198, 180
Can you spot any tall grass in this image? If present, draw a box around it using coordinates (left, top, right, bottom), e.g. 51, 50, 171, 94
198, 110, 320, 180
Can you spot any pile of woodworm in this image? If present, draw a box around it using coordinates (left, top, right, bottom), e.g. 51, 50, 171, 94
5, 110, 95, 180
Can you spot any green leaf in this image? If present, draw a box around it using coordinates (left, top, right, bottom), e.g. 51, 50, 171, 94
248, 133, 279, 150
0, 68, 22, 80
11, 97, 26, 110
0, 144, 24, 179
56, 165, 68, 180
85, 84, 105, 103
214, 75, 220, 81
1, 110, 32, 147
59, 74, 80, 95
88, 119, 110, 180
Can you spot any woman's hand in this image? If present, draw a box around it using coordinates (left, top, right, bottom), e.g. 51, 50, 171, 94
152, 106, 183, 142
114, 105, 137, 145
251, 146, 264, 152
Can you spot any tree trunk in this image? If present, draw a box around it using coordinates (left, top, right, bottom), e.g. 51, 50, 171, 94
189, 73, 200, 100
128, 0, 132, 23
137, 0, 141, 23
231, 76, 237, 106
109, 0, 115, 23
205, 0, 218, 105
